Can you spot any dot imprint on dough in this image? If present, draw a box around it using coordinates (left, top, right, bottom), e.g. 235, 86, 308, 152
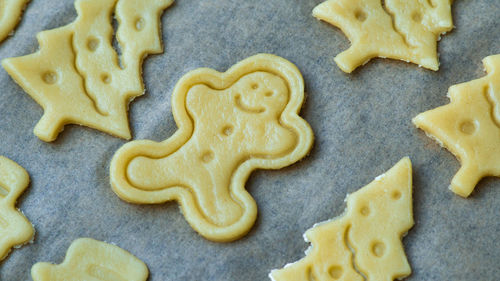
329, 265, 343, 279
371, 241, 386, 257
87, 37, 99, 52
460, 120, 476, 135
354, 9, 367, 22
42, 71, 58, 84
135, 17, 145, 31
360, 206, 370, 216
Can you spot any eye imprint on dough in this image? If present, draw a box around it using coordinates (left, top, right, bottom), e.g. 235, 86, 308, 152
329, 266, 343, 279
371, 241, 386, 257
135, 17, 145, 31
87, 37, 99, 52
251, 83, 259, 90
354, 9, 367, 22
459, 120, 476, 135
42, 71, 57, 84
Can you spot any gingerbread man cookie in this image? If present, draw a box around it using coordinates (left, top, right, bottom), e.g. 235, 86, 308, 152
0, 156, 34, 261
0, 0, 29, 43
31, 238, 148, 281
414, 54, 500, 197
313, 0, 453, 73
110, 54, 314, 242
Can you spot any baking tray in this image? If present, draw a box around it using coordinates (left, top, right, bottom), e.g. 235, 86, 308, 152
0, 0, 498, 280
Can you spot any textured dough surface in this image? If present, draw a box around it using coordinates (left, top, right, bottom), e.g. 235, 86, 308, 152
313, 0, 453, 73
0, 156, 34, 262
270, 157, 413, 281
413, 54, 500, 197
2, 0, 173, 142
0, 0, 29, 43
31, 238, 149, 281
110, 54, 314, 242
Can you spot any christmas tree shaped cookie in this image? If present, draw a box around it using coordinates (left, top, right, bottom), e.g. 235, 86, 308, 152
31, 238, 149, 281
0, 0, 29, 43
0, 156, 34, 261
110, 54, 314, 242
270, 157, 414, 281
2, 0, 173, 142
414, 54, 500, 197
313, 0, 453, 73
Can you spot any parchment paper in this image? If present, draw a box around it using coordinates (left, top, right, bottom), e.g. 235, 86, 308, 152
0, 0, 498, 280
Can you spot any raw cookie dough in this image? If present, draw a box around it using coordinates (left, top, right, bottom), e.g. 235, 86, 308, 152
413, 54, 500, 197
110, 54, 314, 242
0, 156, 34, 262
0, 0, 29, 43
270, 157, 414, 281
31, 238, 148, 281
2, 0, 173, 142
313, 0, 453, 73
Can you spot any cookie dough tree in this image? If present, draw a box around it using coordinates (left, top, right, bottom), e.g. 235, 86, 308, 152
414, 54, 500, 197
313, 0, 453, 73
2, 0, 173, 141
270, 158, 414, 281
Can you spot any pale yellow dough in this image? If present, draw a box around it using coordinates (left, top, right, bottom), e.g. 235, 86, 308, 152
0, 156, 34, 261
31, 238, 148, 281
413, 54, 500, 197
313, 0, 453, 73
110, 54, 314, 242
2, 0, 173, 142
0, 0, 29, 43
270, 157, 414, 281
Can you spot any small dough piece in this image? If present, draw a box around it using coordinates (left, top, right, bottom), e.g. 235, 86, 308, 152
313, 0, 453, 73
31, 238, 149, 281
0, 0, 29, 43
110, 54, 314, 242
2, 0, 173, 142
0, 156, 34, 261
413, 54, 500, 197
270, 157, 414, 281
